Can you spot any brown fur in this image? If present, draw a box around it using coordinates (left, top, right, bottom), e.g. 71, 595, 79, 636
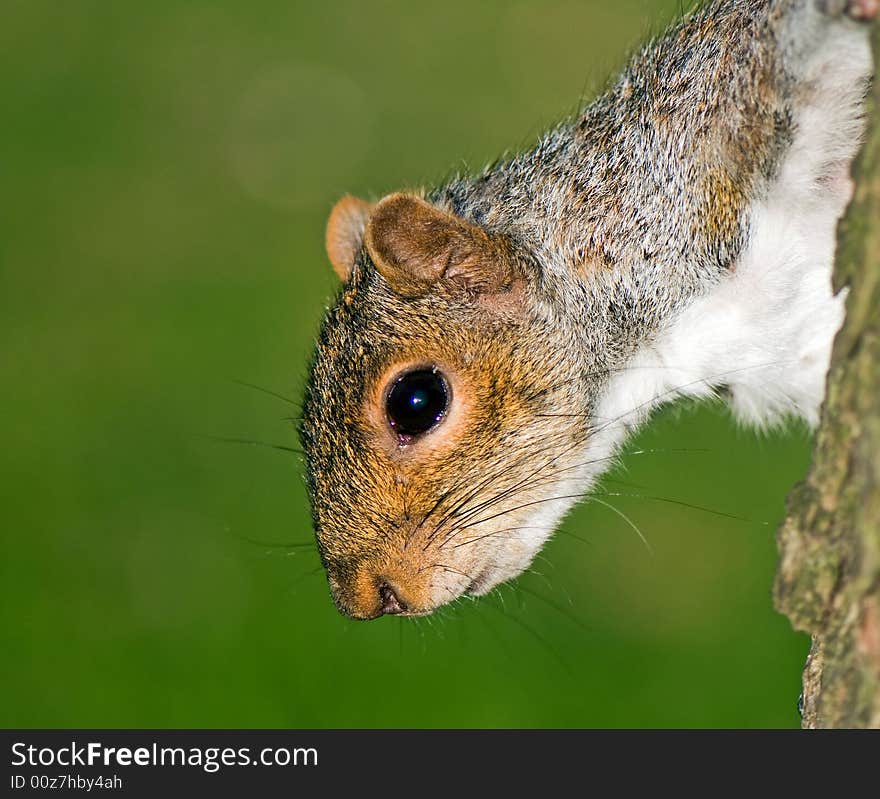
365, 193, 519, 298
326, 195, 373, 281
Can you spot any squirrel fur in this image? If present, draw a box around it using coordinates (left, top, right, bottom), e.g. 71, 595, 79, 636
300, 0, 876, 619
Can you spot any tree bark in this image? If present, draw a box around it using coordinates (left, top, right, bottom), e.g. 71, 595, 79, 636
774, 25, 880, 729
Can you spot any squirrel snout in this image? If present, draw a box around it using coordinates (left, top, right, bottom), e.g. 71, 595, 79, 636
329, 564, 421, 620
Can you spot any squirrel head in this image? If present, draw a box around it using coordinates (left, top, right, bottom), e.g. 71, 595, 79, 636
301, 193, 594, 619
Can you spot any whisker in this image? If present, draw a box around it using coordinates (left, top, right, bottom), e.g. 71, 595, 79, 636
595, 491, 756, 524
589, 497, 652, 553
286, 564, 328, 595
589, 359, 794, 431
456, 493, 585, 534
424, 444, 560, 546
434, 442, 713, 552
423, 382, 715, 551
481, 599, 573, 676
554, 528, 593, 548
433, 434, 597, 545
517, 584, 592, 634
525, 567, 555, 593
232, 378, 301, 408
470, 605, 514, 659
419, 562, 475, 582
201, 434, 304, 457
237, 535, 316, 550
451, 523, 560, 550
437, 442, 713, 549
411, 485, 456, 541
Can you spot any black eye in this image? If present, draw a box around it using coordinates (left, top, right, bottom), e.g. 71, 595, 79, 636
386, 368, 449, 438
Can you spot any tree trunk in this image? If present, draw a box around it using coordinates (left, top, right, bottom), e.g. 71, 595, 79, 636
774, 25, 880, 729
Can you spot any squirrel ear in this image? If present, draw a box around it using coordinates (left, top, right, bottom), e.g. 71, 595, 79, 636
364, 193, 516, 299
325, 195, 374, 282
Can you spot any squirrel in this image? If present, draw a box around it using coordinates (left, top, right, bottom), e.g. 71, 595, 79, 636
299, 0, 877, 620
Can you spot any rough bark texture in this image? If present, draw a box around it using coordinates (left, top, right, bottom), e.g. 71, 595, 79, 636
774, 25, 880, 729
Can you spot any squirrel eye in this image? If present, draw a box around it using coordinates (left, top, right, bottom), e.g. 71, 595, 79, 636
386, 368, 449, 438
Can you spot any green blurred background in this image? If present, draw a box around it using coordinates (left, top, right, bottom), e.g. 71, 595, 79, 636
1, 0, 813, 727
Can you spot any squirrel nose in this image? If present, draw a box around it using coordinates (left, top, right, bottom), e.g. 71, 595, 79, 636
331, 565, 421, 619
378, 582, 407, 615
